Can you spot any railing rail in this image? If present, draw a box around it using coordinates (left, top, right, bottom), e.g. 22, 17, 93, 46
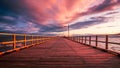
66, 34, 120, 55
0, 33, 53, 55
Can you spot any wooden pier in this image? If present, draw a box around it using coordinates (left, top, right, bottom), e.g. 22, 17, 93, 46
0, 38, 120, 68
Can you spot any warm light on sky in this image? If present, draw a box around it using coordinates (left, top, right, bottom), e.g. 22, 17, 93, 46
0, 0, 120, 36
63, 9, 120, 36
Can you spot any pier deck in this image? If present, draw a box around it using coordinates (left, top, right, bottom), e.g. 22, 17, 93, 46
0, 38, 120, 68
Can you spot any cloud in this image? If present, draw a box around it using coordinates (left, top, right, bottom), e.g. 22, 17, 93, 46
0, 0, 105, 25
0, 16, 17, 25
0, 0, 120, 35
2, 16, 15, 20
88, 0, 120, 12
0, 21, 40, 34
69, 8, 120, 32
70, 16, 107, 30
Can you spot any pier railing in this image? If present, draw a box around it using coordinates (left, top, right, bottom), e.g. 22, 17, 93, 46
66, 34, 120, 55
0, 33, 52, 55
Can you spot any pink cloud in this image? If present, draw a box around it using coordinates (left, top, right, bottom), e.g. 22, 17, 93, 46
15, 0, 120, 26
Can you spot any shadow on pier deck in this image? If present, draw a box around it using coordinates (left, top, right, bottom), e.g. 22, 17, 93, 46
0, 38, 120, 68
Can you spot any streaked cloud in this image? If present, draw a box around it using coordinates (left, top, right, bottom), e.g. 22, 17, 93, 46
67, 9, 120, 35
0, 0, 120, 35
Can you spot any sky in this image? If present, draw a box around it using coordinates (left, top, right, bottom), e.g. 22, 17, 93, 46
0, 0, 120, 36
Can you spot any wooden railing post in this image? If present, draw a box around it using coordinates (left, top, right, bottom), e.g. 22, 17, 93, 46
13, 34, 16, 49
96, 36, 98, 47
73, 36, 74, 41
78, 36, 79, 42
105, 35, 108, 49
76, 36, 77, 42
35, 36, 37, 45
77, 36, 78, 42
40, 37, 41, 43
41, 37, 43, 43
79, 36, 80, 43
24, 34, 26, 46
89, 36, 91, 46
83, 36, 85, 44
39, 36, 40, 44
38, 36, 40, 44
74, 37, 75, 41
31, 35, 33, 45
74, 36, 76, 42
43, 37, 44, 43
37, 36, 39, 44
82, 36, 83, 44
77, 36, 79, 42
80, 36, 81, 43
85, 36, 86, 44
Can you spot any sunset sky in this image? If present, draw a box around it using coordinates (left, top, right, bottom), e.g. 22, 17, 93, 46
0, 0, 120, 36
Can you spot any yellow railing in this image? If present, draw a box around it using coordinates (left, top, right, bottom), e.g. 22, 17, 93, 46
0, 33, 53, 55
